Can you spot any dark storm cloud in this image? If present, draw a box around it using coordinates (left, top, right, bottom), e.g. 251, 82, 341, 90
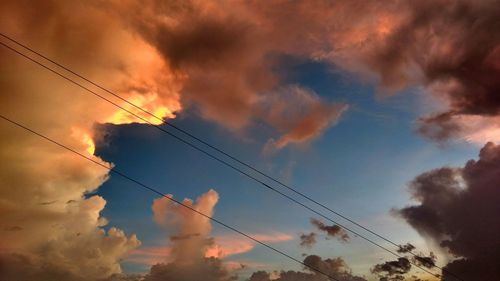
310, 218, 349, 242
398, 142, 500, 280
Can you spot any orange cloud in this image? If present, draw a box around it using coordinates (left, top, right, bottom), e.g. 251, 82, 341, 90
71, 128, 96, 155
206, 232, 293, 259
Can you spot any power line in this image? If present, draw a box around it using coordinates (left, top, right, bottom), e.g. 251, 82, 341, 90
0, 114, 341, 281
0, 34, 462, 280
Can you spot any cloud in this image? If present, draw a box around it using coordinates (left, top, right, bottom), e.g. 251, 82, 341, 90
142, 257, 237, 281
412, 253, 436, 269
418, 114, 500, 145
262, 86, 348, 152
125, 246, 173, 265
206, 232, 293, 259
102, 0, 355, 148
299, 232, 317, 248
397, 243, 416, 254
151, 189, 219, 263
371, 244, 437, 281
129, 0, 499, 145
361, 0, 500, 143
371, 258, 412, 279
0, 225, 139, 281
397, 142, 500, 280
0, 0, 186, 279
8, 0, 497, 150
247, 255, 367, 281
123, 190, 238, 281
310, 218, 349, 242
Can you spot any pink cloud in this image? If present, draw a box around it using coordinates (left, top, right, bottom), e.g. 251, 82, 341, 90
206, 232, 293, 259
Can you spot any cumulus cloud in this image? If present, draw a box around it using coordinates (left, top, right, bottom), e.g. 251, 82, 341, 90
124, 192, 363, 281
151, 189, 219, 264
310, 218, 349, 242
0, 1, 164, 279
142, 257, 236, 281
397, 142, 500, 280
124, 190, 294, 281
247, 255, 367, 281
121, 190, 235, 281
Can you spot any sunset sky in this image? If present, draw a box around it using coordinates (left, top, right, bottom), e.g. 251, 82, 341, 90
1, 1, 499, 281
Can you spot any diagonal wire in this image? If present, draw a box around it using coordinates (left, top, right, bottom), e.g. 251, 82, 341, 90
0, 34, 463, 280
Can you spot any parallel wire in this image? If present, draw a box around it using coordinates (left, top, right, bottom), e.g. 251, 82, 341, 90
0, 114, 341, 281
0, 34, 463, 280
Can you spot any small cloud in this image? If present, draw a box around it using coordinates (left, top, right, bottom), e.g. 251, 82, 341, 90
310, 218, 349, 242
371, 257, 412, 276
299, 232, 317, 248
397, 243, 416, 254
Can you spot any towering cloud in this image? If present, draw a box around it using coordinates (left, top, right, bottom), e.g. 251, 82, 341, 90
151, 189, 219, 264
398, 142, 500, 280
139, 189, 237, 281
0, 0, 168, 279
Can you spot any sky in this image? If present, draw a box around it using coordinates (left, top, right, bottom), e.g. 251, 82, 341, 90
0, 1, 499, 281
